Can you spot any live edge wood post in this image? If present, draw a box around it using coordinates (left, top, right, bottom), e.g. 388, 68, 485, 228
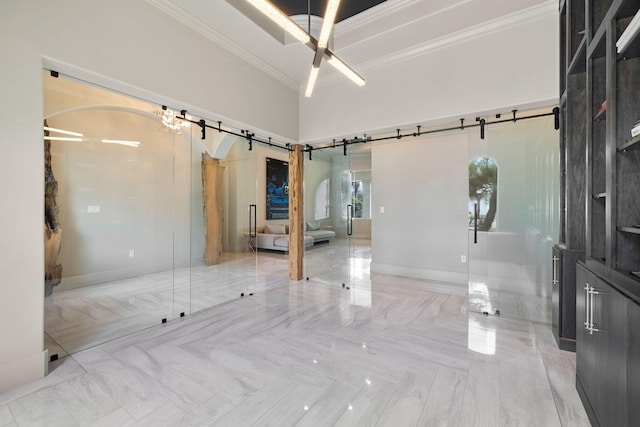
289, 144, 304, 280
202, 152, 222, 265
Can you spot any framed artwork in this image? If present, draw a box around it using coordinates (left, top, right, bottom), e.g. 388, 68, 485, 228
266, 157, 289, 219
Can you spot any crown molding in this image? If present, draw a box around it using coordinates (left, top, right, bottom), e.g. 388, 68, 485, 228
145, 0, 299, 91
318, 0, 557, 88
336, 0, 466, 36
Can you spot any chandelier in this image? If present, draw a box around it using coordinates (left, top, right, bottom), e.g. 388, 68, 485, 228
155, 108, 191, 133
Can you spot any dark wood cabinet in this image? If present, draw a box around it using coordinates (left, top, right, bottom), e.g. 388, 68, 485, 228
576, 262, 632, 427
628, 300, 640, 425
563, 1, 640, 424
552, 245, 584, 351
591, 278, 628, 427
575, 263, 598, 424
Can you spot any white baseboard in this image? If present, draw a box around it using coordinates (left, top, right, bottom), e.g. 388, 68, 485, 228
57, 259, 177, 291
370, 262, 467, 285
0, 350, 46, 394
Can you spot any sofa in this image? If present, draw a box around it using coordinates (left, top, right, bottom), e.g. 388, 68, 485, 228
254, 222, 335, 252
304, 222, 335, 243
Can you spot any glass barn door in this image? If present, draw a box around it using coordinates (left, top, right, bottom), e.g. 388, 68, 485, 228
468, 115, 559, 323
304, 146, 354, 288
189, 132, 258, 312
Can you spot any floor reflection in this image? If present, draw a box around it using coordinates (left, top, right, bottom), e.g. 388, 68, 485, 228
45, 238, 373, 356
44, 250, 290, 355
26, 239, 590, 426
467, 315, 497, 355
468, 261, 552, 324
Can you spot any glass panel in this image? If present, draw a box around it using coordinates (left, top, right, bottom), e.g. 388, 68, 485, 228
348, 147, 372, 303
173, 124, 192, 318
351, 170, 372, 219
467, 129, 492, 315
189, 133, 259, 312
43, 74, 176, 354
304, 147, 352, 287
468, 114, 559, 323
255, 147, 289, 289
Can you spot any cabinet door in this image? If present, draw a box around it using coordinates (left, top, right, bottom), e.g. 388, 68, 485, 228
591, 278, 628, 427
575, 264, 597, 404
628, 301, 640, 425
561, 250, 583, 345
552, 247, 562, 341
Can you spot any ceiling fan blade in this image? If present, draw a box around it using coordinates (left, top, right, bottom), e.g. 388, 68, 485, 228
245, 0, 310, 44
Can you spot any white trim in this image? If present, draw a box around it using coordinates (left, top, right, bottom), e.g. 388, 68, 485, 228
336, 0, 471, 38
42, 57, 298, 146
56, 259, 188, 291
147, 0, 557, 95
319, 1, 558, 88
0, 351, 47, 394
145, 0, 299, 91
300, 97, 558, 145
370, 262, 468, 286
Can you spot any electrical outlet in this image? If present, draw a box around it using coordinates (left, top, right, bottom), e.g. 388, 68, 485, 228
461, 255, 467, 263
129, 250, 135, 258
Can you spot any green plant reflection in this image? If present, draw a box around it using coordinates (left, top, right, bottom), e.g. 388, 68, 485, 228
469, 157, 497, 231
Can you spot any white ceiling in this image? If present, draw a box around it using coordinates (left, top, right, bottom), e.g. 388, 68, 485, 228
148, 0, 554, 92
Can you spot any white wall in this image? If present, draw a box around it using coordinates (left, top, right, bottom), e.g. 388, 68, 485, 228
303, 151, 332, 225
45, 76, 201, 290
371, 114, 559, 291
299, 8, 558, 143
0, 0, 298, 392
221, 142, 290, 252
0, 0, 559, 392
371, 132, 470, 284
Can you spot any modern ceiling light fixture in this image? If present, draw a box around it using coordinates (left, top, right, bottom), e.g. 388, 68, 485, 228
245, 0, 311, 43
43, 126, 83, 137
305, 65, 320, 97
101, 139, 141, 148
245, 0, 365, 97
43, 136, 83, 142
316, 0, 339, 49
326, 54, 365, 86
155, 107, 191, 133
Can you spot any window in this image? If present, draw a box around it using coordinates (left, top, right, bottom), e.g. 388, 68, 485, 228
314, 178, 330, 220
351, 172, 371, 219
468, 157, 498, 231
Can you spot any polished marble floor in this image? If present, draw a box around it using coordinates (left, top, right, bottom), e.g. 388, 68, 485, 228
4, 239, 590, 426
44, 251, 292, 356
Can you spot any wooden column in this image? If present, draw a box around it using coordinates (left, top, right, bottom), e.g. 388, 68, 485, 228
44, 122, 62, 296
202, 152, 222, 265
289, 144, 304, 280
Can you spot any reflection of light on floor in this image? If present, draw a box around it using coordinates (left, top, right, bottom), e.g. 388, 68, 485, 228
351, 257, 369, 281
468, 317, 496, 355
468, 280, 493, 313
350, 255, 372, 307
350, 284, 372, 307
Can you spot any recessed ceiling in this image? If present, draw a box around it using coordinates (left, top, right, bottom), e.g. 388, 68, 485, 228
150, 0, 555, 88
271, 0, 387, 22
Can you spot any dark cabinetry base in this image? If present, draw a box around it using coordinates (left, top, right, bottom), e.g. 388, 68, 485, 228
552, 246, 583, 352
